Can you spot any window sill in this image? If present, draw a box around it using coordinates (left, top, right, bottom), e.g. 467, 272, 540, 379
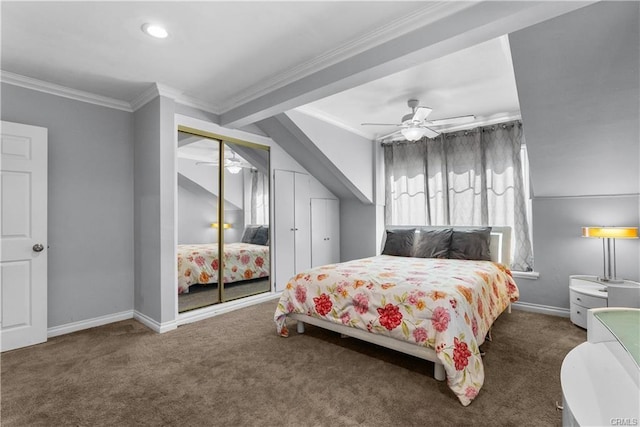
512, 271, 540, 279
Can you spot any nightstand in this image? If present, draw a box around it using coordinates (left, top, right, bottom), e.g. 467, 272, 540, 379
569, 275, 607, 329
569, 275, 640, 329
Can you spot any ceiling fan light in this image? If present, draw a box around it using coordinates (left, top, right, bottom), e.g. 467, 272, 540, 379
401, 127, 427, 141
141, 23, 168, 39
226, 165, 242, 174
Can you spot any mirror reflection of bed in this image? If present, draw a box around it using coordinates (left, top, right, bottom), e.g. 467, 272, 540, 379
176, 131, 270, 313
176, 236, 270, 312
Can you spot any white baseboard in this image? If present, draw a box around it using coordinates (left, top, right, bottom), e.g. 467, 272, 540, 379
133, 310, 178, 334
177, 292, 280, 327
511, 301, 570, 318
47, 309, 178, 338
44, 293, 278, 338
47, 310, 134, 338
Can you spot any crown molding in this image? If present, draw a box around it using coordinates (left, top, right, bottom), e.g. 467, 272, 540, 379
218, 1, 474, 112
1, 70, 133, 112
2, 71, 223, 116
174, 94, 221, 116
130, 83, 191, 111
129, 83, 160, 111
130, 82, 221, 115
128, 83, 159, 111
156, 83, 185, 101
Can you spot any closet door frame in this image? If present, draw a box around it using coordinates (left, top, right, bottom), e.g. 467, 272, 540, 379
177, 125, 271, 309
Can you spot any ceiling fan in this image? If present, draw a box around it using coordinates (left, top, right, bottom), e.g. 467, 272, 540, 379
361, 99, 475, 141
195, 152, 253, 174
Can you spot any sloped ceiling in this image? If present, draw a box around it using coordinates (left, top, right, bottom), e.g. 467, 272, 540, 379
510, 1, 639, 198
256, 114, 361, 201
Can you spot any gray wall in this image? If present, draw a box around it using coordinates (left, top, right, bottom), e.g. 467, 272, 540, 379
1, 83, 135, 327
520, 195, 640, 308
177, 178, 218, 245
511, 2, 639, 198
159, 96, 177, 324
340, 199, 378, 262
133, 97, 163, 321
134, 95, 178, 325
510, 2, 640, 309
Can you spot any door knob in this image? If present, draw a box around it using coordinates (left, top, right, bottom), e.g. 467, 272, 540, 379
32, 243, 45, 252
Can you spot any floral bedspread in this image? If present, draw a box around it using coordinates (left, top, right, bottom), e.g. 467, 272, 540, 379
274, 255, 519, 406
177, 242, 269, 294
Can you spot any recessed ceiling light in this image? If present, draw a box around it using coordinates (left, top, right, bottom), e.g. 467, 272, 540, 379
141, 23, 168, 39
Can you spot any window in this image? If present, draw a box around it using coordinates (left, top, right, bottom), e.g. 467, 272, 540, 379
384, 121, 534, 271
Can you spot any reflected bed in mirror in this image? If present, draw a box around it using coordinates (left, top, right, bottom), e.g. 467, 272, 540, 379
177, 239, 270, 311
176, 129, 271, 313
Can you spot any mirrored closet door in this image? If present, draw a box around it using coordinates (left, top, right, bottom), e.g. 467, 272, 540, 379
176, 128, 270, 313
221, 142, 271, 303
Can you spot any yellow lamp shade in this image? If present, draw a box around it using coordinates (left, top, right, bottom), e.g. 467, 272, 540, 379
210, 222, 231, 229
582, 226, 638, 239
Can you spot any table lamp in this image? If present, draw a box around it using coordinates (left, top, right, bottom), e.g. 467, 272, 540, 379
582, 226, 638, 283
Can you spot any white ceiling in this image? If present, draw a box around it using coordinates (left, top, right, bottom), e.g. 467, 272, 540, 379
2, 2, 427, 109
297, 35, 521, 139
2, 2, 579, 139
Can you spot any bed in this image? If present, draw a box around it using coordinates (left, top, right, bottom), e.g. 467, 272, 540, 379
274, 226, 519, 406
177, 242, 270, 294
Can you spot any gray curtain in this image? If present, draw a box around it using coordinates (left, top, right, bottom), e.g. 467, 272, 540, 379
384, 121, 534, 271
250, 170, 269, 225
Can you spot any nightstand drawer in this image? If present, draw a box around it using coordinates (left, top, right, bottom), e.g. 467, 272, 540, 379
570, 290, 607, 309
570, 304, 589, 329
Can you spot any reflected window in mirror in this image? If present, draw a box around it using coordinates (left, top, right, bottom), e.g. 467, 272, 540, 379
221, 142, 271, 303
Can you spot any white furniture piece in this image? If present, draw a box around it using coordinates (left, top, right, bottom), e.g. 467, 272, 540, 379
569, 275, 640, 329
569, 276, 608, 329
310, 198, 340, 267
273, 170, 311, 291
561, 308, 640, 426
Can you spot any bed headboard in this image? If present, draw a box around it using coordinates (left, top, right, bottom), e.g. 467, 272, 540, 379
380, 226, 512, 265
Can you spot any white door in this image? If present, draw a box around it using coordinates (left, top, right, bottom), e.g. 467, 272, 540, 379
310, 198, 325, 267
274, 170, 295, 291
311, 198, 340, 267
1, 121, 48, 352
293, 173, 310, 273
326, 199, 340, 264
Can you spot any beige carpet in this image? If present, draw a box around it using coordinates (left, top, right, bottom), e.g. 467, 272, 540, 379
1, 300, 585, 426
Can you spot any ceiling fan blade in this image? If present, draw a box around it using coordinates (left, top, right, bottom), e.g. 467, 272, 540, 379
421, 126, 440, 139
412, 106, 432, 122
426, 115, 475, 127
361, 122, 402, 126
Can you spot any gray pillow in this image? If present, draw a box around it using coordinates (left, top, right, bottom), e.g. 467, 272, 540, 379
252, 226, 269, 246
414, 228, 453, 259
241, 226, 260, 244
382, 228, 416, 257
449, 227, 492, 261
